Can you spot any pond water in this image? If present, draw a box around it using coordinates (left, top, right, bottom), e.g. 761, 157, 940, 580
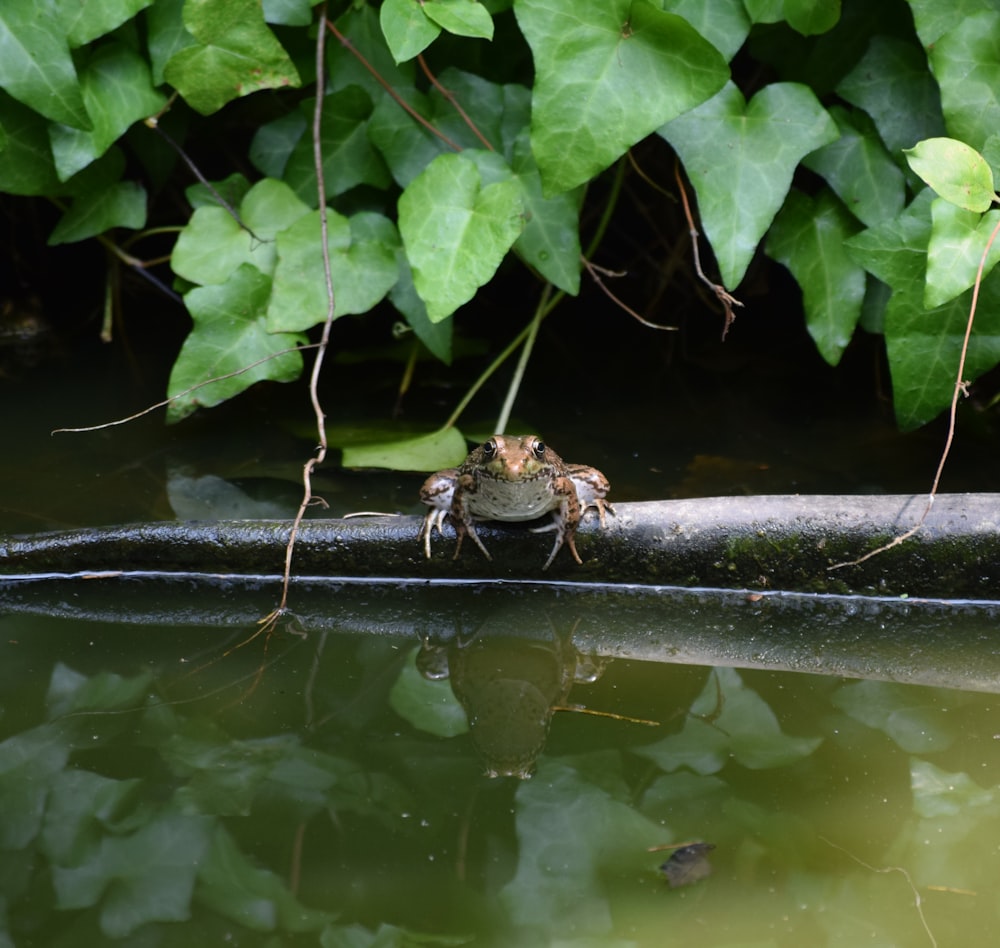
3, 322, 1000, 947
1, 575, 999, 947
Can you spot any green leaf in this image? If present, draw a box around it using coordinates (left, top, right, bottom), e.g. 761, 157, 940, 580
147, 0, 196, 86
49, 42, 167, 181
398, 151, 523, 322
46, 663, 153, 717
328, 4, 417, 102
0, 725, 69, 849
172, 177, 312, 286
0, 91, 61, 195
635, 668, 822, 772
51, 809, 214, 938
767, 188, 865, 366
663, 0, 751, 61
911, 760, 995, 819
904, 137, 997, 213
249, 109, 307, 179
389, 647, 469, 738
848, 192, 1000, 428
803, 106, 906, 228
197, 825, 333, 932
62, 0, 153, 47
660, 81, 839, 287
515, 0, 729, 194
907, 0, 994, 47
41, 769, 141, 865
832, 681, 957, 753
929, 11, 1000, 153
500, 754, 662, 936
269, 210, 400, 332
163, 0, 301, 115
282, 87, 392, 202
924, 199, 1000, 308
423, 0, 495, 40
380, 0, 441, 63
48, 180, 147, 244
168, 264, 306, 422
837, 36, 945, 156
510, 131, 582, 294
262, 0, 315, 28
389, 253, 453, 363
782, 0, 841, 36
339, 426, 469, 471
0, 3, 89, 128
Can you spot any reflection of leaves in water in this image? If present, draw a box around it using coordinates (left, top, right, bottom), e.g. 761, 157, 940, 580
832, 680, 958, 753
633, 667, 822, 773
389, 646, 469, 738
500, 753, 662, 938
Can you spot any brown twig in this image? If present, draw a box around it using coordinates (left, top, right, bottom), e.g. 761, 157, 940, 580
581, 255, 677, 330
325, 19, 463, 152
829, 211, 1000, 571
263, 2, 339, 623
417, 54, 495, 151
51, 343, 320, 434
673, 159, 743, 338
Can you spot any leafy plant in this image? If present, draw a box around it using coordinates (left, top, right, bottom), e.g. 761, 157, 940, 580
3, 0, 1000, 468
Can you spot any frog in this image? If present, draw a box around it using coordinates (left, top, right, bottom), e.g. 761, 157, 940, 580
418, 434, 613, 569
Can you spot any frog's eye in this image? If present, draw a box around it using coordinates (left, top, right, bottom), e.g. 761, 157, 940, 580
533, 440, 546, 458
483, 439, 498, 458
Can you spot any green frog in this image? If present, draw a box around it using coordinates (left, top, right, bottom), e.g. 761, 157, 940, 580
418, 435, 613, 569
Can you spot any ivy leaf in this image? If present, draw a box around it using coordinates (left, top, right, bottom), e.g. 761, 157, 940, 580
398, 151, 523, 322
837, 36, 945, 156
389, 646, 470, 738
847, 191, 1000, 428
0, 91, 61, 195
380, 0, 441, 63
660, 80, 838, 287
49, 42, 166, 181
62, 0, 153, 47
147, 0, 197, 86
48, 180, 146, 245
767, 188, 865, 366
168, 264, 305, 422
269, 210, 400, 332
663, 0, 751, 61
515, 0, 728, 195
928, 11, 1000, 153
281, 87, 392, 203
172, 177, 312, 286
0, 2, 89, 128
510, 130, 582, 294
423, 0, 494, 40
904, 137, 997, 214
339, 426, 469, 472
924, 199, 1000, 308
803, 105, 905, 228
163, 0, 301, 115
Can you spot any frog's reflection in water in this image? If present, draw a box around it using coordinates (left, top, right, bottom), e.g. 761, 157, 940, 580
416, 627, 607, 779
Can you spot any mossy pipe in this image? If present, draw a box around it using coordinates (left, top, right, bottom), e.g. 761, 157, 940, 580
1, 494, 998, 598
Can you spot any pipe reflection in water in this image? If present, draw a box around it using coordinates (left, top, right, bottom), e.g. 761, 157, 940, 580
417, 625, 607, 779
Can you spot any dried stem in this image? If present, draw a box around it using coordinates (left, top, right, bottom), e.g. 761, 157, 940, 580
673, 159, 743, 338
264, 2, 339, 622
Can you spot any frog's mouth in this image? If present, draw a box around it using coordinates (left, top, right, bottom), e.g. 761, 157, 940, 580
487, 458, 548, 481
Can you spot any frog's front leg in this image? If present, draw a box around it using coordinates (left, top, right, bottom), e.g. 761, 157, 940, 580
418, 468, 458, 559
538, 476, 582, 569
451, 475, 493, 561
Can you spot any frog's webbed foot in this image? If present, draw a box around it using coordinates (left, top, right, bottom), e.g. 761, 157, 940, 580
533, 520, 582, 569
418, 508, 449, 559
587, 498, 616, 529
454, 519, 493, 561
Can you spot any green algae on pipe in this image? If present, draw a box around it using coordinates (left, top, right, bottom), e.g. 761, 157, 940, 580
1, 494, 998, 598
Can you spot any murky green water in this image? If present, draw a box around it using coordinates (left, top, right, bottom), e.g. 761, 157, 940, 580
2, 577, 999, 947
